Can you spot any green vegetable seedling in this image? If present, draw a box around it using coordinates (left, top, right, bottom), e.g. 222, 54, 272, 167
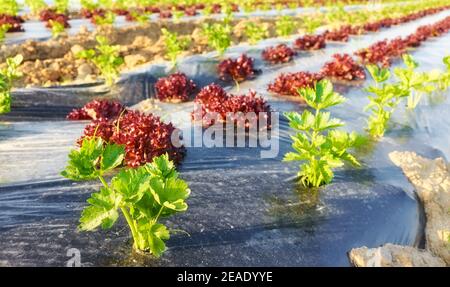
244, 22, 268, 45
394, 54, 436, 109
202, 21, 232, 56
364, 64, 408, 138
49, 20, 66, 38
0, 0, 19, 16
61, 137, 190, 257
94, 11, 116, 26
77, 36, 124, 86
275, 15, 297, 37
284, 79, 360, 187
161, 28, 191, 66
54, 0, 69, 14
0, 54, 23, 114
0, 24, 10, 43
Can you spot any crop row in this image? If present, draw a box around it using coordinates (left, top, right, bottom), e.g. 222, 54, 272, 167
1, 0, 448, 88
0, 0, 420, 33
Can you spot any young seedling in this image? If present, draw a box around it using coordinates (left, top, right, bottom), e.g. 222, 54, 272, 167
364, 64, 408, 138
98, 0, 114, 9
0, 24, 10, 43
244, 22, 268, 45
48, 20, 66, 38
131, 11, 149, 25
202, 21, 232, 56
94, 11, 116, 26
80, 0, 98, 11
284, 79, 360, 188
54, 0, 69, 14
172, 8, 184, 23
61, 137, 190, 257
302, 16, 322, 34
394, 54, 435, 109
202, 4, 212, 16
438, 56, 450, 90
77, 36, 124, 86
0, 54, 23, 114
161, 28, 191, 66
0, 0, 19, 16
25, 0, 47, 15
275, 15, 297, 37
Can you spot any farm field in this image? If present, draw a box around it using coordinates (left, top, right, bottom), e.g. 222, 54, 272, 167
0, 0, 449, 268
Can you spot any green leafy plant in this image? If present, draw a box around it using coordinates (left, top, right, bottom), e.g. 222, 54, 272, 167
275, 15, 297, 37
302, 16, 322, 34
172, 8, 184, 23
77, 36, 124, 86
0, 0, 19, 16
98, 0, 114, 9
61, 137, 190, 257
437, 55, 450, 90
202, 4, 212, 16
94, 11, 116, 26
49, 20, 65, 38
80, 0, 98, 11
244, 22, 268, 45
0, 54, 23, 114
284, 79, 360, 187
54, 0, 69, 14
394, 54, 436, 109
202, 21, 232, 56
25, 0, 47, 14
364, 64, 408, 138
130, 11, 149, 24
161, 28, 190, 66
0, 24, 10, 43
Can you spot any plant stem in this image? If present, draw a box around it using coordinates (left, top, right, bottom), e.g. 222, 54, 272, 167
120, 206, 140, 250
98, 175, 108, 189
153, 205, 165, 224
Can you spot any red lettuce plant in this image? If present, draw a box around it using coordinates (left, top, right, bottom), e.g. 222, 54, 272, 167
320, 54, 366, 81
159, 10, 172, 19
192, 83, 270, 128
0, 14, 24, 32
108, 111, 185, 167
154, 72, 197, 102
355, 15, 450, 67
267, 71, 324, 96
218, 54, 257, 83
145, 6, 160, 13
39, 9, 70, 28
211, 4, 222, 14
356, 38, 408, 67
323, 28, 350, 42
66, 100, 126, 121
293, 34, 326, 50
184, 6, 197, 16
262, 44, 297, 64
362, 22, 381, 32
80, 8, 106, 19
72, 102, 185, 167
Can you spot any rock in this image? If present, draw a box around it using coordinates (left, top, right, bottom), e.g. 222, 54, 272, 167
349, 244, 446, 267
389, 151, 450, 265
77, 63, 93, 79
191, 28, 208, 45
78, 25, 89, 35
41, 68, 60, 82
124, 54, 147, 68
71, 45, 85, 56
132, 36, 154, 47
